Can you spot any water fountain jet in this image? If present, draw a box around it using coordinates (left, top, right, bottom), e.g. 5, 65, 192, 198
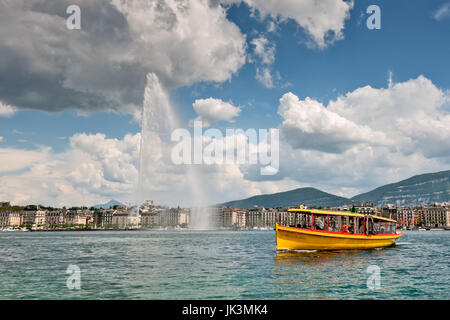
136, 72, 215, 230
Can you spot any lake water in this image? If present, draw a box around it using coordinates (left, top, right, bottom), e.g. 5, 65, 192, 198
0, 230, 448, 299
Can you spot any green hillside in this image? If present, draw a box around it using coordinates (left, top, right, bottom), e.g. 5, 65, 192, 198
351, 170, 450, 206
221, 187, 349, 208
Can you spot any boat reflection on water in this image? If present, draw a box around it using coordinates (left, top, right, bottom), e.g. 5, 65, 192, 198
274, 247, 395, 300
275, 249, 373, 264
274, 245, 398, 267
272, 248, 398, 299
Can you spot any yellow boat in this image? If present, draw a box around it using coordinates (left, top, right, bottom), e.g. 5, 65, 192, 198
276, 208, 402, 250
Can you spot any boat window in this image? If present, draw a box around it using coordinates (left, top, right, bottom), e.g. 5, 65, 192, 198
387, 223, 392, 234
328, 215, 340, 232
380, 221, 386, 234
313, 214, 325, 230
303, 213, 311, 229
296, 213, 311, 229
295, 213, 307, 228
339, 216, 351, 233
299, 213, 308, 228
373, 220, 380, 234
289, 212, 296, 227
349, 216, 355, 233
356, 217, 364, 234
366, 217, 373, 235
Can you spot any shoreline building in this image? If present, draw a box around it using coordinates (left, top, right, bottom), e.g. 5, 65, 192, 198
45, 210, 66, 228
93, 209, 114, 228
178, 209, 190, 227
112, 211, 129, 229
232, 209, 247, 228
395, 207, 420, 228
221, 207, 247, 229
423, 205, 450, 228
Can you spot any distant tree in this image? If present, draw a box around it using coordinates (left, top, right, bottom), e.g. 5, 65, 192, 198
0, 205, 24, 212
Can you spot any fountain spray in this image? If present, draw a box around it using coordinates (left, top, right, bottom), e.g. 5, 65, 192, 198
137, 73, 215, 230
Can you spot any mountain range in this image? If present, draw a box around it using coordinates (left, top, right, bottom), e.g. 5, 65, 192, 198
221, 170, 450, 208
93, 199, 125, 209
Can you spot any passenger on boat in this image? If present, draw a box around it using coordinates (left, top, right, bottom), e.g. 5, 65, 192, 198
359, 219, 365, 234
315, 217, 325, 230
363, 219, 376, 235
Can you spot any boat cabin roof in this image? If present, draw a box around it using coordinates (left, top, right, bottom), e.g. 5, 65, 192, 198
287, 208, 397, 223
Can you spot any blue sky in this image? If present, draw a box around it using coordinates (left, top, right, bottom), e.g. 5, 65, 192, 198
1, 0, 450, 206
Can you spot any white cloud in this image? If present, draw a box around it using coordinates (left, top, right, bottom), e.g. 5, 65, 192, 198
0, 0, 247, 113
110, 0, 247, 87
251, 36, 275, 65
278, 92, 388, 153
327, 75, 450, 158
69, 132, 140, 185
0, 101, 16, 117
0, 147, 52, 173
0, 0, 355, 115
275, 141, 447, 198
434, 2, 450, 20
0, 130, 289, 207
250, 36, 277, 88
277, 75, 450, 158
191, 98, 241, 127
255, 67, 274, 88
0, 133, 140, 206
266, 20, 278, 33
224, 0, 353, 48
271, 75, 450, 196
0, 136, 3, 142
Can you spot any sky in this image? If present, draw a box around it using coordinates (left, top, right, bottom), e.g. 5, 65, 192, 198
1, 0, 450, 207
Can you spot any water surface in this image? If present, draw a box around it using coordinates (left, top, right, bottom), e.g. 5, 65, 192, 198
0, 230, 448, 299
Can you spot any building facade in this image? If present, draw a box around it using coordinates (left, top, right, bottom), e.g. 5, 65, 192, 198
423, 206, 450, 228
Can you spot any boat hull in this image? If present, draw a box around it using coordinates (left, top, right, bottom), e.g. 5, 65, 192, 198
276, 223, 402, 250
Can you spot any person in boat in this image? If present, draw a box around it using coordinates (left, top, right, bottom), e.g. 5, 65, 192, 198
365, 216, 375, 235
341, 224, 350, 233
315, 216, 325, 230
359, 218, 365, 234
